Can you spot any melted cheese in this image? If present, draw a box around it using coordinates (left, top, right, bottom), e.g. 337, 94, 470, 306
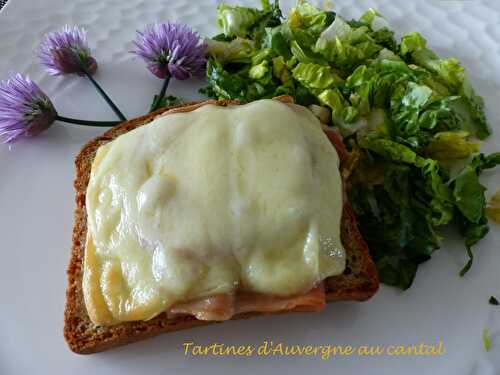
83, 99, 345, 325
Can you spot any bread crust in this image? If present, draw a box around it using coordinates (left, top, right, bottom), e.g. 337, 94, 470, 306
64, 98, 378, 354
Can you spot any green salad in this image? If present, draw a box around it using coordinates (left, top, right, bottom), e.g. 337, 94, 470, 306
201, 0, 500, 289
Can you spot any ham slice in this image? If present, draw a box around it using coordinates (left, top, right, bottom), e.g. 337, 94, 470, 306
169, 293, 236, 321
168, 283, 326, 321
168, 128, 343, 321
323, 127, 348, 163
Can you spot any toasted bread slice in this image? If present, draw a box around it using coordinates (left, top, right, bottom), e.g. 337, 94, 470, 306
64, 98, 379, 354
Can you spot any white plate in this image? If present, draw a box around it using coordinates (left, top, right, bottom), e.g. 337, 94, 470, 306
0, 0, 499, 374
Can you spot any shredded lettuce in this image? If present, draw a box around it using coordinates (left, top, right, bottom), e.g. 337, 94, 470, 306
452, 153, 500, 275
217, 4, 264, 38
314, 16, 383, 71
206, 37, 256, 64
292, 62, 343, 89
401, 32, 491, 139
424, 131, 480, 160
359, 8, 390, 32
217, 0, 282, 43
453, 166, 487, 224
288, 0, 335, 36
317, 88, 351, 120
203, 0, 498, 289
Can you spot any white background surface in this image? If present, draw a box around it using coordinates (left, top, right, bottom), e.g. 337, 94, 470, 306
0, 0, 499, 374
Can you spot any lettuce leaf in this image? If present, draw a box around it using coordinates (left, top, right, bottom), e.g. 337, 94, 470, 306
314, 16, 384, 71
456, 215, 489, 277
288, 0, 335, 37
290, 39, 326, 64
400, 31, 426, 57
358, 137, 454, 225
204, 57, 278, 101
206, 37, 256, 64
248, 1, 283, 46
401, 32, 491, 139
292, 62, 343, 89
272, 56, 294, 87
349, 153, 445, 289
359, 8, 389, 31
249, 60, 270, 79
204, 57, 249, 100
317, 88, 351, 120
217, 4, 264, 38
263, 25, 292, 59
453, 166, 487, 223
350, 136, 457, 288
424, 131, 480, 160
217, 0, 282, 43
452, 152, 500, 275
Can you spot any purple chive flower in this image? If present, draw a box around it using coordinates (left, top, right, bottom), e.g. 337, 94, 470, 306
0, 74, 57, 143
37, 25, 97, 76
37, 25, 126, 120
132, 22, 207, 80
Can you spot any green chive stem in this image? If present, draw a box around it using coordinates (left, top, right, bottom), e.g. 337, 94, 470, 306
149, 74, 171, 113
55, 115, 119, 127
82, 68, 127, 121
